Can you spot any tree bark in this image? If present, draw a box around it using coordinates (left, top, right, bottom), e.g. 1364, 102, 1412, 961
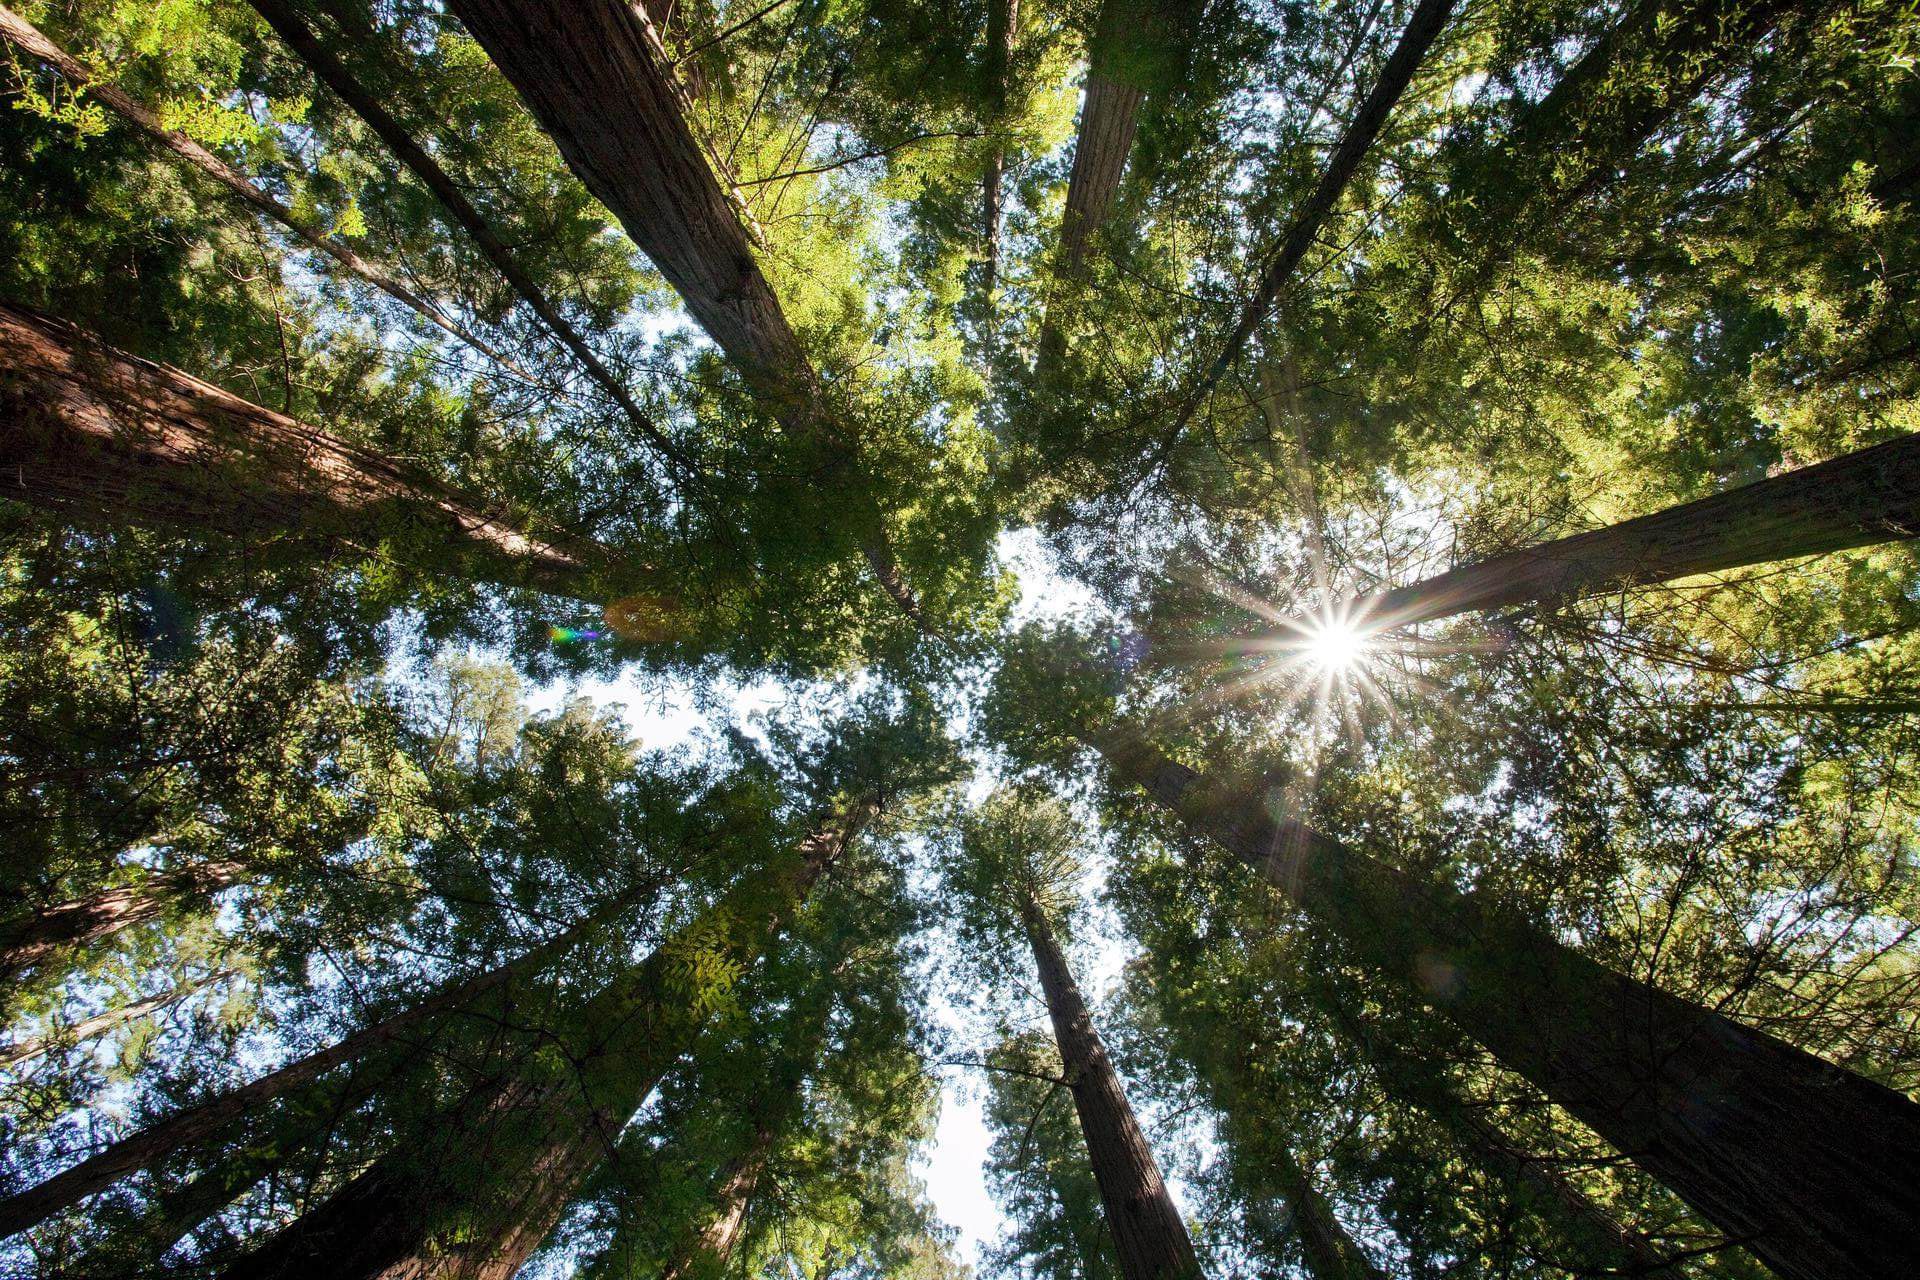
242, 0, 696, 479
1281, 430, 1920, 635
1088, 730, 1920, 1280
1262, 1143, 1385, 1280
980, 0, 1021, 301
0, 897, 632, 1240
0, 969, 230, 1071
1021, 897, 1203, 1280
441, 0, 927, 627
657, 1120, 778, 1280
0, 6, 523, 377
1059, 75, 1145, 275
217, 801, 875, 1280
0, 861, 244, 985
0, 303, 613, 599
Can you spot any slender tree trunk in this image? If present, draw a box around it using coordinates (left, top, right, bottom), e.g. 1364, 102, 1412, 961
0, 6, 523, 376
1263, 1143, 1385, 1280
441, 0, 927, 626
218, 802, 875, 1280
1087, 730, 1920, 1280
0, 897, 632, 1240
0, 303, 613, 600
1283, 430, 1920, 635
242, 0, 695, 479
658, 1120, 778, 1280
980, 0, 1021, 301
0, 970, 230, 1071
0, 861, 244, 985
1020, 897, 1203, 1280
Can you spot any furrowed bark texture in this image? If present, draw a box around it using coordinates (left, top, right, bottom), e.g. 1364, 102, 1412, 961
0, 6, 519, 372
443, 0, 928, 626
1059, 76, 1146, 273
1022, 899, 1202, 1280
0, 304, 608, 598
243, 0, 693, 476
658, 1121, 778, 1280
1294, 430, 1920, 633
220, 803, 874, 1280
0, 902, 626, 1240
0, 861, 243, 984
1088, 731, 1920, 1280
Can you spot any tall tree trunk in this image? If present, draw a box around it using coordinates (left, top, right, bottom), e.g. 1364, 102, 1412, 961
1020, 896, 1203, 1280
1149, 0, 1456, 469
658, 1120, 778, 1280
0, 969, 231, 1070
980, 0, 1021, 302
1322, 1002, 1670, 1274
441, 0, 927, 627
0, 303, 613, 600
0, 861, 244, 985
218, 802, 875, 1280
1087, 730, 1920, 1280
242, 0, 696, 480
1281, 430, 1920, 635
0, 6, 523, 377
0, 896, 633, 1240
1058, 76, 1144, 275
1262, 1143, 1385, 1280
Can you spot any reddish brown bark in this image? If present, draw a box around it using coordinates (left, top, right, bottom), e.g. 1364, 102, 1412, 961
0, 303, 611, 598
0, 861, 244, 984
0, 6, 520, 374
243, 0, 696, 478
1059, 75, 1146, 275
218, 802, 875, 1280
0, 900, 630, 1241
658, 1121, 777, 1280
1262, 1144, 1385, 1280
1281, 431, 1920, 636
1089, 730, 1920, 1280
1021, 897, 1203, 1280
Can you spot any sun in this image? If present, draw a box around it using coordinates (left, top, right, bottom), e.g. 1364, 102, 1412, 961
1302, 618, 1369, 672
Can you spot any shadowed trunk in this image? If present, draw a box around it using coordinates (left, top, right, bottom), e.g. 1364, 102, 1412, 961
1264, 1144, 1385, 1280
0, 861, 244, 985
1087, 730, 1920, 1280
658, 1121, 778, 1280
0, 969, 230, 1070
1059, 76, 1145, 274
243, 0, 695, 478
0, 303, 613, 600
1281, 431, 1920, 635
218, 802, 874, 1280
0, 897, 634, 1240
0, 6, 521, 374
1021, 896, 1203, 1280
442, 0, 927, 626
980, 0, 1021, 301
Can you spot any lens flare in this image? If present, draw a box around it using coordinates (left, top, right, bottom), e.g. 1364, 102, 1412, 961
548, 626, 603, 643
1303, 619, 1367, 671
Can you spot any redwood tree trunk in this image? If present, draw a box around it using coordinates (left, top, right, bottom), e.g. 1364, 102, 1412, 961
1287, 430, 1920, 635
218, 802, 874, 1280
0, 303, 609, 599
1089, 731, 1920, 1280
980, 0, 1021, 299
0, 861, 244, 984
1059, 74, 1146, 274
658, 1121, 778, 1280
0, 969, 230, 1070
0, 896, 632, 1240
1021, 897, 1202, 1280
1263, 1143, 1385, 1280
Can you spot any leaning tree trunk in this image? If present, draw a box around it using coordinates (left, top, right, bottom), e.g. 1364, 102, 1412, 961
0, 6, 520, 374
1280, 430, 1920, 635
0, 861, 244, 985
658, 1120, 778, 1280
1262, 1143, 1385, 1280
0, 303, 612, 600
0, 895, 635, 1240
441, 0, 926, 626
1021, 896, 1203, 1280
219, 802, 874, 1280
0, 969, 230, 1070
1087, 730, 1920, 1280
243, 0, 695, 478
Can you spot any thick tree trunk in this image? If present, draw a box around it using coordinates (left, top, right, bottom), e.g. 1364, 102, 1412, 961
1059, 76, 1146, 275
243, 0, 694, 478
1283, 430, 1920, 635
658, 1120, 778, 1280
0, 6, 520, 374
0, 303, 611, 599
218, 802, 874, 1280
0, 969, 230, 1071
0, 861, 244, 985
1021, 898, 1203, 1280
1088, 730, 1920, 1280
1263, 1143, 1385, 1280
0, 899, 630, 1240
442, 0, 927, 627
